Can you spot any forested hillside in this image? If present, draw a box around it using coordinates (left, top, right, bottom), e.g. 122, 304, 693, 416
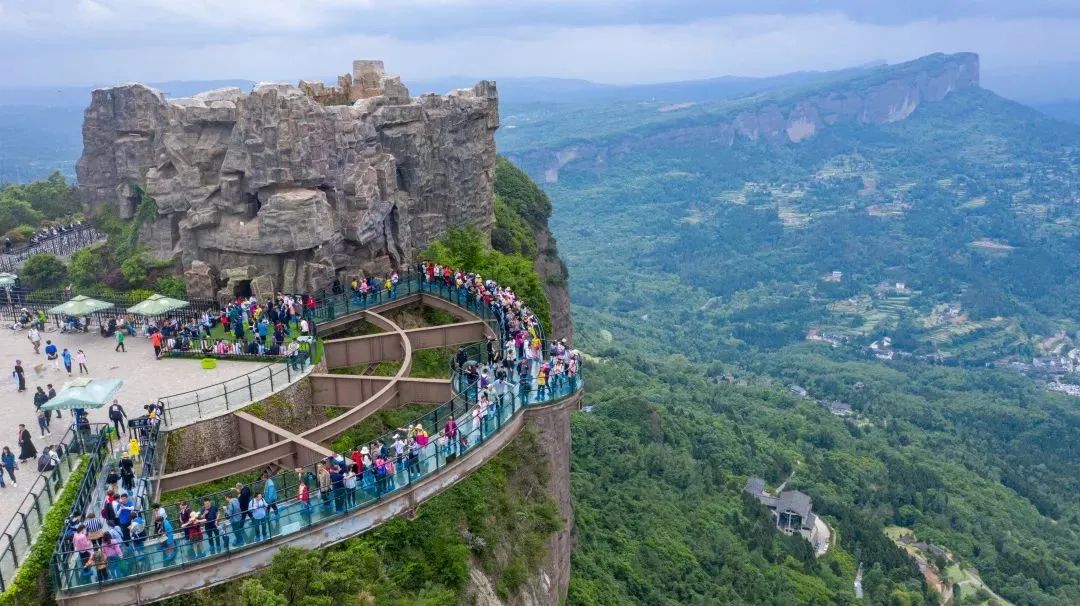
497, 53, 1080, 605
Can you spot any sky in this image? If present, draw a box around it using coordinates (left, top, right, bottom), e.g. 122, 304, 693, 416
3, 0, 1080, 92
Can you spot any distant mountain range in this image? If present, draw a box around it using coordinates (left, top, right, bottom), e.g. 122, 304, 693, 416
2, 58, 1080, 184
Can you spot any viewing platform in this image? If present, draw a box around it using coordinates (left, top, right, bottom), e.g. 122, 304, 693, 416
49, 272, 582, 605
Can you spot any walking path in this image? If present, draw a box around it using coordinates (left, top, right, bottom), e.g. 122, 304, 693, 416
0, 326, 273, 527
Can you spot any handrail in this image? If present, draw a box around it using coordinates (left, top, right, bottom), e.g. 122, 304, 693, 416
50, 265, 579, 593
0, 225, 105, 266
156, 358, 314, 428
0, 422, 104, 591
51, 378, 582, 593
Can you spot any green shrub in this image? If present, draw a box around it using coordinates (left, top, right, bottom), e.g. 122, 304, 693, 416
120, 254, 149, 288
153, 275, 187, 298
19, 254, 67, 290
67, 247, 106, 288
0, 455, 89, 606
3, 225, 35, 244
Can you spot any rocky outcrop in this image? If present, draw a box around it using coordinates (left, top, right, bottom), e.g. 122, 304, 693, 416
512, 52, 980, 183
77, 61, 499, 298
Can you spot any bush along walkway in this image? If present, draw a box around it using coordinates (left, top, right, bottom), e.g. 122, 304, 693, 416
0, 455, 88, 606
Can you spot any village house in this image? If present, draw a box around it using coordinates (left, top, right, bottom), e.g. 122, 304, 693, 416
744, 478, 829, 554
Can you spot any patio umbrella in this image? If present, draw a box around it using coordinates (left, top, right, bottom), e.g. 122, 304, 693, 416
0, 272, 17, 288
41, 377, 124, 411
47, 294, 114, 316
127, 293, 189, 316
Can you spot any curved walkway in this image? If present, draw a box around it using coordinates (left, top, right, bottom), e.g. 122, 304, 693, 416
53, 274, 581, 605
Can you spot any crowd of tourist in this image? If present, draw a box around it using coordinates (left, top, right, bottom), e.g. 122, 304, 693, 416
50, 261, 581, 585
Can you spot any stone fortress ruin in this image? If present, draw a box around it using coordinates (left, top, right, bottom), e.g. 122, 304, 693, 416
77, 60, 499, 300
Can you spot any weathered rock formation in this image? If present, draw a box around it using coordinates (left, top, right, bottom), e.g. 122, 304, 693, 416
511, 52, 980, 183
78, 61, 499, 299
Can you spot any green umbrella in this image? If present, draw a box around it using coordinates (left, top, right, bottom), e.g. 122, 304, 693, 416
41, 377, 124, 411
0, 272, 17, 288
127, 293, 189, 316
47, 295, 114, 316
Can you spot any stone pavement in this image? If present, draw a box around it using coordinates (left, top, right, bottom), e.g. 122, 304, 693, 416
0, 324, 266, 527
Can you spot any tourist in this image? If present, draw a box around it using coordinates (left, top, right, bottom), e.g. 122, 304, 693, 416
1, 446, 16, 487
45, 339, 58, 368
119, 454, 135, 492
261, 471, 279, 518
443, 416, 458, 457
17, 424, 36, 463
115, 329, 126, 352
86, 546, 108, 583
226, 495, 244, 547
181, 510, 205, 559
117, 493, 135, 541
343, 466, 357, 509
104, 468, 120, 495
76, 349, 89, 374
295, 470, 312, 523
151, 330, 164, 359
159, 513, 177, 562
236, 482, 253, 521
102, 534, 124, 580
250, 492, 269, 541
107, 400, 127, 436
46, 383, 60, 418
201, 498, 221, 553
34, 388, 50, 436
317, 463, 331, 509
13, 360, 25, 392
27, 326, 41, 354
128, 435, 140, 462
73, 525, 92, 577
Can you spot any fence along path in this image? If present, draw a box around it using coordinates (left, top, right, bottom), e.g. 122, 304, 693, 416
50, 273, 581, 605
0, 226, 106, 273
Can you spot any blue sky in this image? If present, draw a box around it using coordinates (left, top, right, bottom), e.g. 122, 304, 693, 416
2, 0, 1080, 89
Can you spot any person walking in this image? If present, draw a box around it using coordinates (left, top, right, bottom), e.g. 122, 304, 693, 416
261, 472, 278, 519
62, 348, 73, 375
44, 340, 58, 369
17, 424, 36, 463
27, 326, 41, 355
33, 387, 51, 436
76, 350, 89, 375
46, 384, 60, 418
114, 330, 125, 352
13, 360, 25, 392
1, 446, 17, 487
107, 400, 127, 436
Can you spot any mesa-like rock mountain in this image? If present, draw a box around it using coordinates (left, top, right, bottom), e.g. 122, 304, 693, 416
77, 60, 499, 299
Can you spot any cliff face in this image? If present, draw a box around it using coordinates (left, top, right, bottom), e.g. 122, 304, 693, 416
509, 52, 980, 183
77, 61, 498, 299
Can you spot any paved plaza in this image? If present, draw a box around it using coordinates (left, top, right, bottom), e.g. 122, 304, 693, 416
0, 324, 267, 526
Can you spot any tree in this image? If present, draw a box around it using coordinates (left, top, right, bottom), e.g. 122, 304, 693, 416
20, 254, 67, 289
238, 579, 287, 606
120, 254, 149, 288
68, 248, 104, 287
0, 196, 41, 234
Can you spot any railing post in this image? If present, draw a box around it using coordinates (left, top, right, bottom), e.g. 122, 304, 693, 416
224, 387, 229, 410
247, 376, 254, 401
195, 393, 202, 418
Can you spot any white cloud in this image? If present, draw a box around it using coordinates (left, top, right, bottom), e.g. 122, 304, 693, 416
0, 5, 1079, 87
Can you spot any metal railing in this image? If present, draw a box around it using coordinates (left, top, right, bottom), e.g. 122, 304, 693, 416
0, 226, 106, 273
155, 357, 315, 428
48, 264, 571, 593
50, 371, 582, 592
0, 423, 106, 591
